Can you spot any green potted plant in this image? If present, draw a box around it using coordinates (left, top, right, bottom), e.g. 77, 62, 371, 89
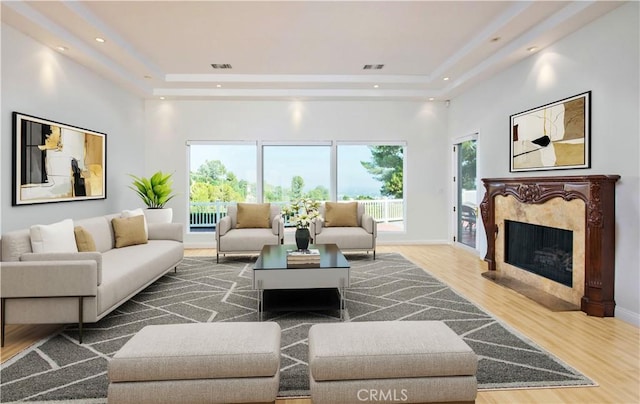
281, 198, 321, 250
129, 171, 177, 223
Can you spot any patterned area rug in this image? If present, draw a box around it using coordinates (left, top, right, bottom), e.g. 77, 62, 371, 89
0, 253, 594, 402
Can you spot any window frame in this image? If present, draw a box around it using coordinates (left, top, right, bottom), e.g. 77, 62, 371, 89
186, 140, 407, 234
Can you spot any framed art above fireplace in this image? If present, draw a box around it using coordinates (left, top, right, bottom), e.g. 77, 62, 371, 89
510, 91, 591, 172
12, 112, 107, 205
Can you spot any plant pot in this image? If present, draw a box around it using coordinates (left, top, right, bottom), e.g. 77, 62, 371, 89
144, 208, 173, 224
295, 228, 310, 250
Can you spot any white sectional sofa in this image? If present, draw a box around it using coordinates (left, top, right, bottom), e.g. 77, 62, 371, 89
0, 213, 184, 346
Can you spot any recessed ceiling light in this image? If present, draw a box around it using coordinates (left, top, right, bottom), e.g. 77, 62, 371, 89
443, 77, 450, 81
95, 37, 105, 43
56, 46, 67, 52
373, 84, 379, 88
527, 46, 538, 52
216, 84, 222, 88
429, 97, 435, 101
159, 96, 165, 100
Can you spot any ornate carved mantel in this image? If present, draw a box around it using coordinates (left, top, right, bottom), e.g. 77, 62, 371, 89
480, 175, 620, 317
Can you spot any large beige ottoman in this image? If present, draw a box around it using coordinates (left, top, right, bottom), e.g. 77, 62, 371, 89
308, 321, 478, 404
108, 322, 281, 404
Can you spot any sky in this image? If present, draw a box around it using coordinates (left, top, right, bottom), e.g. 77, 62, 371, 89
190, 144, 383, 196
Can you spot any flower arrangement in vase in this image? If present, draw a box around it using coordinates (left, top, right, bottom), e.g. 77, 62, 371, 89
281, 198, 322, 250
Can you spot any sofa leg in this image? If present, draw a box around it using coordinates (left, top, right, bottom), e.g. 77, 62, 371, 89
1, 298, 5, 347
373, 249, 376, 260
78, 296, 84, 344
216, 251, 219, 264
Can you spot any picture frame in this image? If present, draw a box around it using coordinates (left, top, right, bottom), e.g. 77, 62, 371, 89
12, 112, 107, 205
510, 91, 591, 172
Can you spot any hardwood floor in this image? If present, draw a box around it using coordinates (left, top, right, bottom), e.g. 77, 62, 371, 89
1, 245, 638, 403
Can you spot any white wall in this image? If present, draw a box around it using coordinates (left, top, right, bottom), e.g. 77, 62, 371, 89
144, 100, 450, 246
448, 3, 640, 325
0, 24, 145, 233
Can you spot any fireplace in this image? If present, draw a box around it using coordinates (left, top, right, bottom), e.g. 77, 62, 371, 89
480, 175, 620, 317
504, 220, 573, 287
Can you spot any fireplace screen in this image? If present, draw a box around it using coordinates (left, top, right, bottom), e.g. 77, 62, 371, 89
504, 220, 573, 287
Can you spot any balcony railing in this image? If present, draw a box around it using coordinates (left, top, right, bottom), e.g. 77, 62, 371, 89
189, 199, 404, 232
359, 199, 404, 222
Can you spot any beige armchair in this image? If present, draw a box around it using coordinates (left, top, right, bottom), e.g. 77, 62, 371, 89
310, 202, 377, 259
215, 203, 284, 263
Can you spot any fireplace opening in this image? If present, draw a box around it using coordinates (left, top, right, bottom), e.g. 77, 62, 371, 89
504, 220, 573, 287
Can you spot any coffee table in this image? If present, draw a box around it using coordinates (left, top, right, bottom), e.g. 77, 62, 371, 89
253, 244, 350, 321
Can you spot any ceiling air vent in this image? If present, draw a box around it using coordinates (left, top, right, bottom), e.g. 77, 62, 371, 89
211, 64, 232, 69
363, 64, 384, 70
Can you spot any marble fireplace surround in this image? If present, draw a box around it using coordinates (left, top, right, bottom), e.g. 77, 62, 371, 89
480, 175, 620, 317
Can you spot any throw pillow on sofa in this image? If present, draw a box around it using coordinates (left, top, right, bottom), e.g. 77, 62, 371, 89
30, 218, 79, 253
74, 226, 97, 252
112, 215, 148, 248
237, 203, 271, 228
121, 208, 148, 237
324, 202, 358, 227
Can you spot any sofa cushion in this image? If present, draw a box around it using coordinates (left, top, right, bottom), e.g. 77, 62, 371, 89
74, 226, 97, 252
309, 321, 478, 381
109, 322, 281, 382
74, 216, 114, 253
121, 208, 148, 237
98, 240, 184, 314
237, 203, 271, 228
324, 202, 358, 227
218, 228, 279, 252
112, 215, 148, 248
30, 219, 78, 253
315, 227, 373, 250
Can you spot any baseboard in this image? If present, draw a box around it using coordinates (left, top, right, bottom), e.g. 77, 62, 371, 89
184, 241, 216, 249
185, 239, 452, 249
615, 306, 640, 326
377, 239, 450, 245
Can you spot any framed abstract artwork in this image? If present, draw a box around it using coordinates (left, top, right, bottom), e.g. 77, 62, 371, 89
510, 91, 591, 172
12, 112, 107, 205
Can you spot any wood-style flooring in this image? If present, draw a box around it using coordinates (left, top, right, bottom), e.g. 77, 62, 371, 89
1, 245, 638, 403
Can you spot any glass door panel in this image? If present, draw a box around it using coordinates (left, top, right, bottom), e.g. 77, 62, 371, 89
456, 139, 477, 248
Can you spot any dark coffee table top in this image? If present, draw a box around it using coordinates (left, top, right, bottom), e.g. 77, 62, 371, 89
254, 244, 349, 270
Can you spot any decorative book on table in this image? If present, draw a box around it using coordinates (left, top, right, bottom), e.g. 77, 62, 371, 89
287, 248, 320, 267
287, 248, 320, 256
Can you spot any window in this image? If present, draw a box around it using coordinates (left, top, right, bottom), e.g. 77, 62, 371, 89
262, 144, 331, 203
188, 143, 257, 231
337, 144, 405, 232
188, 141, 406, 233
